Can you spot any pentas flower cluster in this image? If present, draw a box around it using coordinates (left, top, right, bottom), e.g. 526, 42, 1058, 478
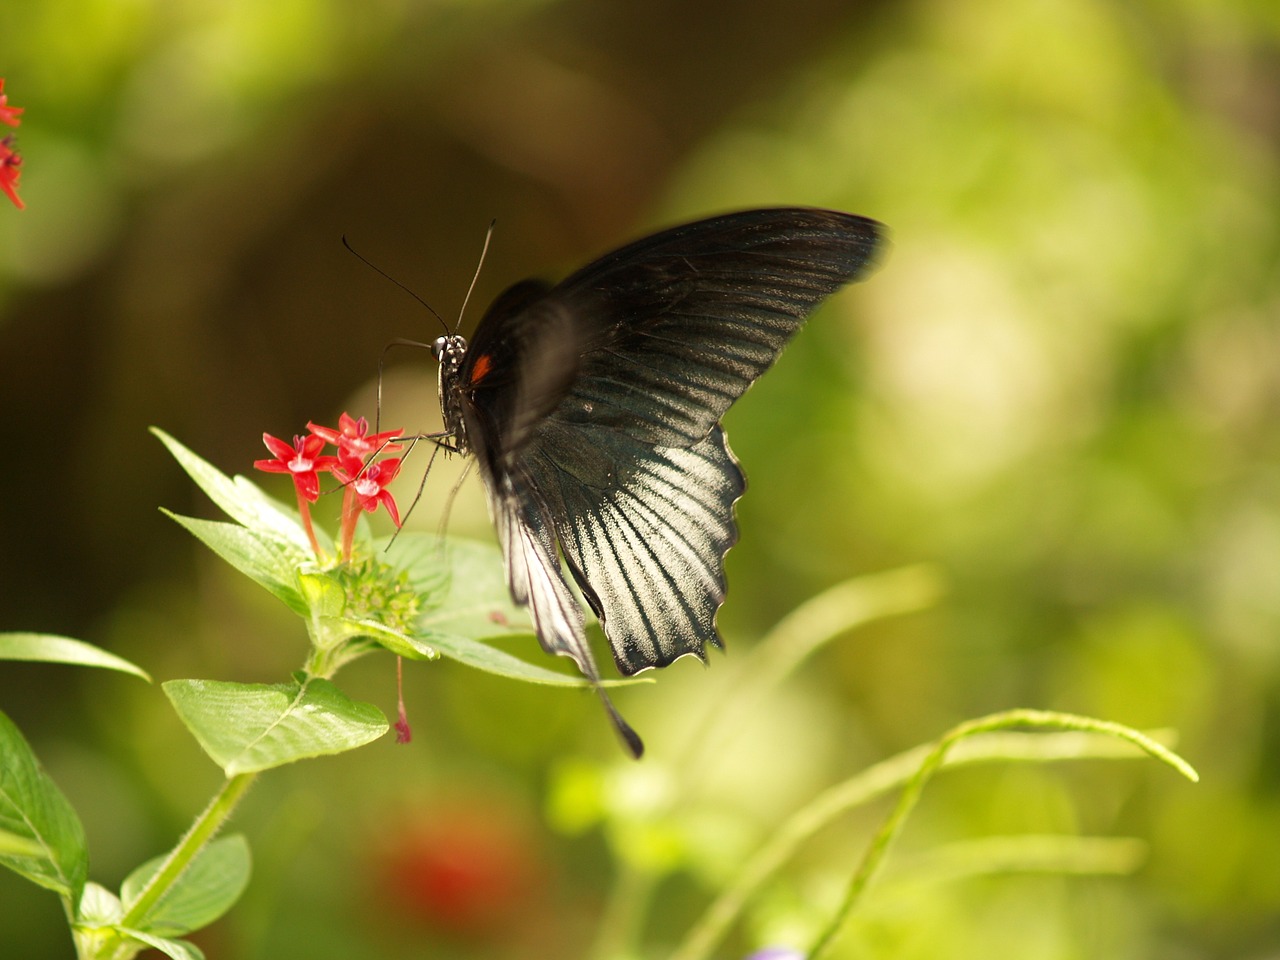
255, 412, 404, 562
1, 78, 25, 209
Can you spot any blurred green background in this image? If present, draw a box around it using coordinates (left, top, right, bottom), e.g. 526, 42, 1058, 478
2, 0, 1279, 957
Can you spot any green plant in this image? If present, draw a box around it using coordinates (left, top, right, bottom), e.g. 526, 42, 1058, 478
0, 429, 1197, 959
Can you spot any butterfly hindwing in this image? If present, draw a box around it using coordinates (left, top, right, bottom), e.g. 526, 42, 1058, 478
520, 420, 744, 674
480, 452, 647, 756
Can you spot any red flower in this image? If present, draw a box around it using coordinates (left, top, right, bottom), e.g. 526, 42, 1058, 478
340, 457, 403, 526
1, 136, 22, 210
377, 804, 542, 939
309, 413, 402, 463
254, 433, 339, 503
0, 80, 22, 128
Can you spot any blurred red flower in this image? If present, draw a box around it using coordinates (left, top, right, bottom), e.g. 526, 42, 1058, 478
378, 804, 543, 939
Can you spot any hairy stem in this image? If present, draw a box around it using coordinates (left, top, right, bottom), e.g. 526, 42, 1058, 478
104, 772, 257, 958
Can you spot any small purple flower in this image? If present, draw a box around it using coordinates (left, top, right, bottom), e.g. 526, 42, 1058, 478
745, 948, 805, 960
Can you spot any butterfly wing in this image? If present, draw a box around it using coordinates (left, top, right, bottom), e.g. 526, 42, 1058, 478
519, 418, 744, 673
454, 293, 654, 751
544, 207, 882, 446
476, 450, 645, 757
457, 207, 883, 733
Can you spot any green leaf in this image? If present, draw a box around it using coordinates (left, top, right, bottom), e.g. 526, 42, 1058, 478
333, 617, 439, 661
427, 629, 633, 686
0, 826, 44, 857
122, 834, 251, 936
387, 534, 529, 639
0, 633, 151, 681
163, 512, 309, 615
383, 534, 640, 686
78, 881, 124, 925
163, 678, 387, 775
297, 571, 347, 620
118, 930, 205, 960
153, 427, 322, 553
72, 884, 129, 960
0, 709, 88, 903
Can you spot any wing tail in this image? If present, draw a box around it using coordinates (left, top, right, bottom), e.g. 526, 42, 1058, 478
492, 476, 645, 758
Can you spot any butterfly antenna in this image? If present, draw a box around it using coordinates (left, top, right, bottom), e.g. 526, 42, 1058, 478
455, 219, 496, 332
342, 234, 452, 337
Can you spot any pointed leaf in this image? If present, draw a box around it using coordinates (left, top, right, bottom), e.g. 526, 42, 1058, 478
153, 427, 322, 553
333, 617, 439, 661
163, 512, 309, 615
0, 826, 44, 857
122, 834, 250, 936
0, 709, 88, 902
78, 882, 124, 925
163, 678, 387, 775
118, 930, 205, 960
425, 628, 640, 686
385, 534, 530, 640
381, 534, 644, 686
0, 633, 151, 681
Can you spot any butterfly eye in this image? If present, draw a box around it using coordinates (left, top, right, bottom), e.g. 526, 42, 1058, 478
432, 336, 449, 361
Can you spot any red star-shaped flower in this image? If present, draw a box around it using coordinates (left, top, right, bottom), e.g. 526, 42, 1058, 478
309, 413, 402, 463
254, 433, 339, 503
341, 458, 403, 527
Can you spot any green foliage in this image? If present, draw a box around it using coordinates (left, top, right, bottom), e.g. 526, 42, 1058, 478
0, 428, 664, 959
0, 708, 88, 904
0, 634, 151, 681
154, 428, 321, 555
163, 678, 387, 776
68, 837, 249, 960
120, 835, 251, 937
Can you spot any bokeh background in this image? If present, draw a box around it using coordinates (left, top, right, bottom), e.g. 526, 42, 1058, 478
2, 0, 1279, 957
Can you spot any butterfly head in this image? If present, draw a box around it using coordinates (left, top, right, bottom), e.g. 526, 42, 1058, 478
432, 334, 468, 369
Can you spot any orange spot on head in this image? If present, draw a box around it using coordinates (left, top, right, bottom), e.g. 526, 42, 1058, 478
469, 354, 493, 385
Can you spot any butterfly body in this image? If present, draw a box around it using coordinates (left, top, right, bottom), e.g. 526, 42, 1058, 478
432, 207, 884, 756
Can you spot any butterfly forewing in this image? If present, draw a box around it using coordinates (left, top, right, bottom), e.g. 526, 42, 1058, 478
545, 208, 882, 445
460, 280, 584, 459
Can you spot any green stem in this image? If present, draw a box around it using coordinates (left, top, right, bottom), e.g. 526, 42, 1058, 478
105, 772, 257, 958
669, 712, 1196, 960
805, 709, 1197, 960
590, 863, 657, 960
675, 565, 945, 779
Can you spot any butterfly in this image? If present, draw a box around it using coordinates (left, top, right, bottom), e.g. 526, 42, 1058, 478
430, 207, 884, 757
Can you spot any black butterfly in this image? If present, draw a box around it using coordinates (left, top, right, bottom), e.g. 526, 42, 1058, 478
431, 207, 884, 757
